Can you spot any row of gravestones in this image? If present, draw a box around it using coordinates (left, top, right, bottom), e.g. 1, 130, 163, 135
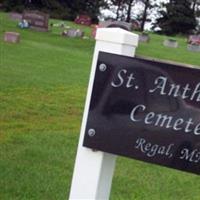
139, 33, 200, 52
9, 11, 87, 39
5, 11, 200, 52
5, 11, 49, 44
4, 30, 200, 54
59, 19, 136, 39
163, 37, 200, 52
10, 10, 49, 31
8, 11, 138, 39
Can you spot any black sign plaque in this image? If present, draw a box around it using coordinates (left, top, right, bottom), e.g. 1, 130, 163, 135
83, 52, 200, 175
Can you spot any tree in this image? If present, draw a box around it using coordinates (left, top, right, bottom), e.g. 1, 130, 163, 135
82, 0, 108, 22
125, 0, 134, 22
3, 0, 25, 11
48, 0, 108, 22
3, 0, 108, 21
139, 0, 150, 31
106, 0, 154, 29
191, 0, 200, 17
108, 0, 126, 20
106, 0, 135, 22
136, 0, 156, 31
154, 0, 197, 35
3, 0, 65, 12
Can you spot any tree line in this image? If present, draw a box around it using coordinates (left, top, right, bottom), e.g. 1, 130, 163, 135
2, 0, 200, 35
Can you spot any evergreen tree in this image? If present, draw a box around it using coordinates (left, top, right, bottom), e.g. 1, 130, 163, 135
109, 0, 126, 20
106, 0, 135, 22
136, 0, 156, 31
77, 0, 108, 22
154, 0, 197, 35
2, 0, 108, 21
125, 0, 134, 22
192, 0, 200, 17
3, 0, 25, 12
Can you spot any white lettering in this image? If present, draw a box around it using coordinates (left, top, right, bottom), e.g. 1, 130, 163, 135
173, 118, 184, 131
194, 123, 200, 135
144, 112, 155, 124
180, 148, 197, 162
129, 104, 199, 136
149, 76, 167, 95
135, 138, 174, 158
185, 118, 194, 133
126, 73, 135, 88
111, 69, 127, 88
168, 84, 180, 97
154, 114, 173, 128
130, 104, 146, 122
181, 84, 191, 99
190, 82, 200, 101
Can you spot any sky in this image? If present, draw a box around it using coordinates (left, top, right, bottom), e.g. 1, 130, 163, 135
100, 0, 169, 30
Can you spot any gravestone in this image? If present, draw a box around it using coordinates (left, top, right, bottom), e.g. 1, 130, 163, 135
99, 21, 133, 31
187, 35, 200, 52
163, 39, 178, 48
188, 35, 200, 45
74, 15, 92, 26
187, 44, 200, 52
139, 33, 150, 42
62, 29, 84, 38
4, 32, 20, 43
9, 12, 22, 21
22, 10, 49, 31
131, 19, 140, 30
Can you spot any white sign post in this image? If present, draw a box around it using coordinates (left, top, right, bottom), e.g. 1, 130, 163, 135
69, 28, 139, 200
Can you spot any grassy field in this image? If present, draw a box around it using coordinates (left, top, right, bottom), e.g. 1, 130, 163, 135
0, 12, 200, 200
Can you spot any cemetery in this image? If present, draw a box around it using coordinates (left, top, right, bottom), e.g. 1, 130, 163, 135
0, 1, 200, 199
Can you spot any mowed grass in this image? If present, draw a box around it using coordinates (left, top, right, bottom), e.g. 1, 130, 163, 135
0, 11, 200, 200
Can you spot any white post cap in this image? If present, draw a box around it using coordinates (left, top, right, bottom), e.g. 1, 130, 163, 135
96, 28, 139, 47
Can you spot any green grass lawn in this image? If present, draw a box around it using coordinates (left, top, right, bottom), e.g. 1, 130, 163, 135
0, 12, 200, 200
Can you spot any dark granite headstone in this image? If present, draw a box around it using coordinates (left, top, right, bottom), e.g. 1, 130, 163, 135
22, 10, 49, 32
4, 32, 20, 43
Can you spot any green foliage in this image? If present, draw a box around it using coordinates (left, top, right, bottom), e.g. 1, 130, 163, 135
155, 0, 197, 35
3, 0, 25, 12
67, 0, 108, 22
1, 12, 200, 200
2, 0, 108, 21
